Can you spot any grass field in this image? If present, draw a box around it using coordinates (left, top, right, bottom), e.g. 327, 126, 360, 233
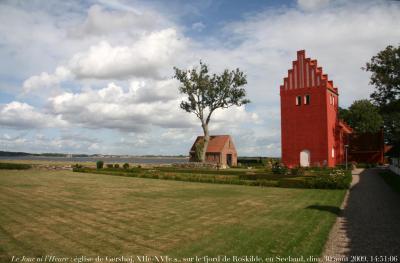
0, 169, 346, 262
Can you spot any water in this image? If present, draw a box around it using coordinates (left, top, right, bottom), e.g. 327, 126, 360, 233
0, 156, 189, 164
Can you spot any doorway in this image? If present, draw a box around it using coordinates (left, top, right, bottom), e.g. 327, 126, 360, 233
227, 154, 232, 167
300, 150, 310, 167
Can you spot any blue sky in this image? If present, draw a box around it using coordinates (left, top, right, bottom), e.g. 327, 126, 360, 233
1, 0, 400, 156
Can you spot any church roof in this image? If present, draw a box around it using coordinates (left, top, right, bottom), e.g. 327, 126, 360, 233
280, 50, 337, 93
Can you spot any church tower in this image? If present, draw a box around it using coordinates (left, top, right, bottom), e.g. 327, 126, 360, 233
280, 50, 341, 167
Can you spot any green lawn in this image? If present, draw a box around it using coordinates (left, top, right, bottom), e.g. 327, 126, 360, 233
0, 169, 345, 262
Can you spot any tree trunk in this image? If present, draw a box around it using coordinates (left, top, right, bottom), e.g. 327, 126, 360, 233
201, 123, 210, 163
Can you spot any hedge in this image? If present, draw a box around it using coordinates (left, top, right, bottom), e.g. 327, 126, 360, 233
0, 163, 32, 170
73, 167, 351, 189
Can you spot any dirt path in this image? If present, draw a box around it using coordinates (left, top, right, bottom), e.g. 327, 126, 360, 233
322, 168, 400, 262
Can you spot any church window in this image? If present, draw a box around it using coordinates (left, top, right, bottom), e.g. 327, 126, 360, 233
332, 147, 335, 158
296, 96, 302, 106
304, 95, 310, 105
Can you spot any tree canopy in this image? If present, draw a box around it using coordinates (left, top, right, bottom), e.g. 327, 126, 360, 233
364, 45, 400, 107
174, 61, 250, 163
339, 99, 383, 133
364, 44, 400, 148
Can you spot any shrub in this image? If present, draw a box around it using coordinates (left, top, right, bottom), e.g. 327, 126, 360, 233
96, 160, 104, 169
106, 164, 114, 168
123, 163, 129, 169
312, 169, 352, 189
291, 167, 305, 176
0, 163, 32, 170
278, 177, 309, 188
272, 162, 288, 175
114, 164, 120, 168
73, 163, 83, 169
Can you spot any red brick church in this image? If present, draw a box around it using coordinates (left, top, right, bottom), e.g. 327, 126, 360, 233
280, 50, 352, 167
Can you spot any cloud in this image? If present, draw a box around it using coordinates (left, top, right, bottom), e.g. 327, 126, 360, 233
297, 0, 331, 11
68, 28, 187, 80
221, 0, 400, 107
22, 66, 71, 95
46, 79, 259, 136
69, 5, 165, 38
0, 101, 67, 129
0, 132, 100, 154
191, 22, 205, 32
48, 82, 197, 132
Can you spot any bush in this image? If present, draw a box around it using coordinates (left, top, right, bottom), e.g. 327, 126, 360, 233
73, 163, 83, 169
272, 162, 288, 175
106, 164, 114, 168
278, 177, 309, 188
312, 169, 352, 189
72, 165, 351, 190
291, 167, 305, 176
96, 160, 104, 169
114, 164, 120, 168
123, 163, 129, 169
0, 163, 32, 170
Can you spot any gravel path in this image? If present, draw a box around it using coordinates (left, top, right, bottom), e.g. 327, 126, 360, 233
322, 168, 400, 262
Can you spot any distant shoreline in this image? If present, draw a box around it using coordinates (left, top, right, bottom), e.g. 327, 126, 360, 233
0, 156, 189, 164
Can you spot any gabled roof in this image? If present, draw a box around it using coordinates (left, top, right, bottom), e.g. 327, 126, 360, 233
190, 135, 234, 153
338, 120, 353, 134
280, 50, 338, 93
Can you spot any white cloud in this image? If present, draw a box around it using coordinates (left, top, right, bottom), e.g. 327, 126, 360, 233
0, 132, 100, 154
69, 4, 165, 38
191, 22, 205, 32
22, 66, 71, 95
68, 28, 187, 79
297, 0, 331, 11
221, 0, 400, 107
210, 106, 260, 131
0, 102, 67, 129
48, 82, 197, 132
46, 79, 258, 136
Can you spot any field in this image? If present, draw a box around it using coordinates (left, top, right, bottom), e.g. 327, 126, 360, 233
0, 168, 346, 262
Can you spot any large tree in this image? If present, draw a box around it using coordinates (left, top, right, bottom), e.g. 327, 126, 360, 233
339, 99, 383, 133
364, 45, 400, 146
174, 61, 250, 162
364, 45, 400, 107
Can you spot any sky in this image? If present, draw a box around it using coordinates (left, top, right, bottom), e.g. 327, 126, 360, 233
0, 0, 400, 156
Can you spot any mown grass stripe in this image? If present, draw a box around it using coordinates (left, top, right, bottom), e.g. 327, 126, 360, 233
0, 189, 161, 254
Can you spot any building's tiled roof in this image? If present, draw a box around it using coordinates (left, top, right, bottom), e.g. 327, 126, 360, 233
338, 120, 353, 134
190, 135, 231, 153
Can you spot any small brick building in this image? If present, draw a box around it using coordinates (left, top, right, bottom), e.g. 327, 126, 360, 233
280, 50, 352, 167
189, 135, 237, 167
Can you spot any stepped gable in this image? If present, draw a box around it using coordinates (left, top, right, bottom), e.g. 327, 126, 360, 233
280, 50, 337, 93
